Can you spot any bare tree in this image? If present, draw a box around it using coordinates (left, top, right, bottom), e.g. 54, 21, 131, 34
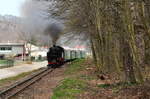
41, 0, 150, 83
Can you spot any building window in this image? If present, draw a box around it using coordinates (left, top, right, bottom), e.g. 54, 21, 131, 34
0, 47, 12, 51
1, 47, 5, 50
6, 47, 12, 50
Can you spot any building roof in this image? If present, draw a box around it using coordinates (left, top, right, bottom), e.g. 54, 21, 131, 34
0, 43, 24, 46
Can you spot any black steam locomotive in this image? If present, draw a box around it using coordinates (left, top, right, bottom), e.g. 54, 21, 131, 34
47, 45, 65, 68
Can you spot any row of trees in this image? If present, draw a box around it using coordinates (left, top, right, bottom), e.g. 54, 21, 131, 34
47, 0, 150, 83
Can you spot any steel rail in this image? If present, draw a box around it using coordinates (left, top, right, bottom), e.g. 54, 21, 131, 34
0, 68, 54, 99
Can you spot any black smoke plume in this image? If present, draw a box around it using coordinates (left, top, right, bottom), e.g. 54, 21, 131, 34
45, 22, 63, 45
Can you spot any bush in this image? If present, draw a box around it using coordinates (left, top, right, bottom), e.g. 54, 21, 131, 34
31, 56, 35, 61
38, 55, 42, 60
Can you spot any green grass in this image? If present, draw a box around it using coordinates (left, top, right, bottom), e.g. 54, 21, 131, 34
51, 78, 87, 99
64, 59, 86, 75
52, 59, 91, 99
0, 69, 39, 86
0, 60, 8, 64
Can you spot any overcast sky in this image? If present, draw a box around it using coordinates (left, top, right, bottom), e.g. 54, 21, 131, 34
0, 0, 25, 16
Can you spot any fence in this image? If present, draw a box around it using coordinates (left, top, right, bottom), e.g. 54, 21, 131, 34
0, 59, 14, 69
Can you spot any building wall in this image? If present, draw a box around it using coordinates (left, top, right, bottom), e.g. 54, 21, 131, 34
0, 45, 24, 55
12, 46, 24, 55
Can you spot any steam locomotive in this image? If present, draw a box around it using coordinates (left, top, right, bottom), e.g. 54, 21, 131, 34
47, 45, 86, 68
47, 45, 65, 68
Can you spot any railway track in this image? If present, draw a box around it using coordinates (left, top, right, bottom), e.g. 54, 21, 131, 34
0, 68, 54, 99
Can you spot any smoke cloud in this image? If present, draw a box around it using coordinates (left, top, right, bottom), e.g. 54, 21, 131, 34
20, 0, 63, 46
20, 0, 88, 50
45, 22, 64, 45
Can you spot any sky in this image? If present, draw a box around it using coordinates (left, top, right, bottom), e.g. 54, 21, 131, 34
0, 0, 25, 16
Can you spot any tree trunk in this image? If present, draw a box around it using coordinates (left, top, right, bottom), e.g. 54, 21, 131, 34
121, 38, 136, 83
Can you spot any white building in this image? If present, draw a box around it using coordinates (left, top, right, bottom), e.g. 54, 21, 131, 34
25, 43, 47, 60
0, 43, 25, 59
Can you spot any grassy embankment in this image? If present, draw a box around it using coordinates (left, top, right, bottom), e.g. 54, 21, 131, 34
51, 59, 95, 99
51, 59, 150, 99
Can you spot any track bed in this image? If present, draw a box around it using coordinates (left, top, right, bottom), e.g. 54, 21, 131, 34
6, 65, 66, 99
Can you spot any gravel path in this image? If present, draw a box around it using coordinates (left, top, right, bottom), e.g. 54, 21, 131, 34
0, 61, 47, 80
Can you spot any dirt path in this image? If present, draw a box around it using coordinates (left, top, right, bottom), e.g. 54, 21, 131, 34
12, 65, 67, 99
